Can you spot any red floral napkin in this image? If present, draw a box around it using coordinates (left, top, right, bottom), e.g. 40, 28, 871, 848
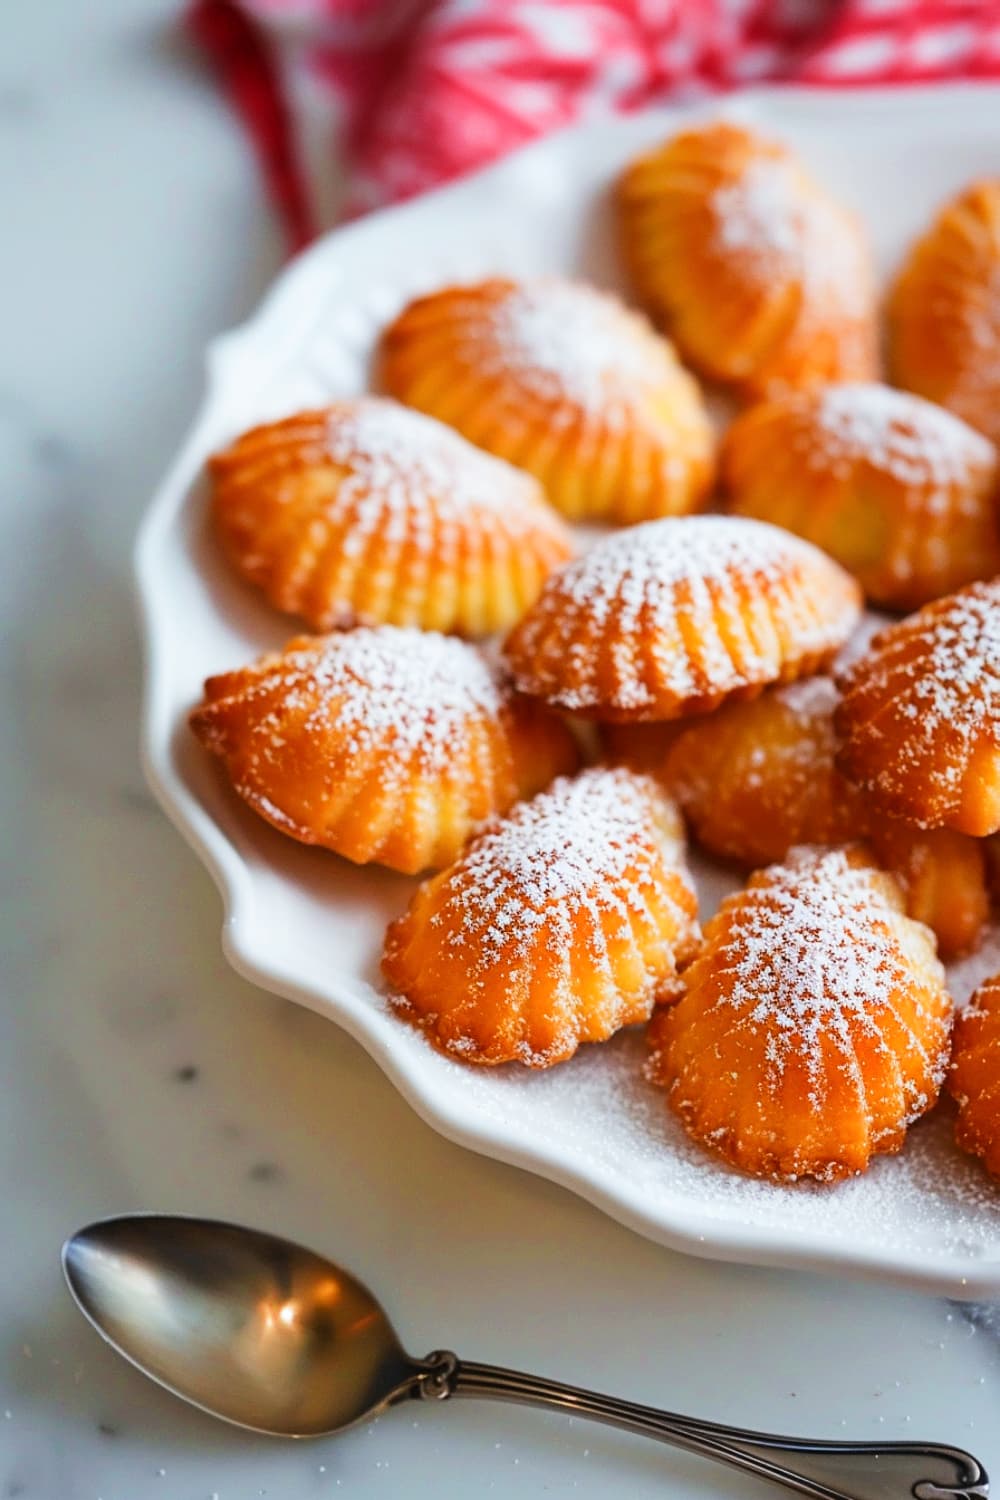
188, 0, 1000, 249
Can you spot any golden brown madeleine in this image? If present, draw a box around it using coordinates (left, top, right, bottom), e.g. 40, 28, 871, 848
208, 397, 573, 636
864, 819, 989, 963
835, 580, 1000, 836
611, 678, 863, 866
618, 121, 877, 398
950, 975, 1000, 1181
502, 515, 861, 723
378, 277, 714, 523
647, 846, 952, 1183
889, 179, 1000, 445
382, 768, 701, 1067
723, 383, 1000, 610
189, 626, 578, 874
608, 677, 989, 958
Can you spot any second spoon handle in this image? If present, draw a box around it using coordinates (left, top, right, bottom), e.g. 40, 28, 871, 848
418, 1352, 988, 1500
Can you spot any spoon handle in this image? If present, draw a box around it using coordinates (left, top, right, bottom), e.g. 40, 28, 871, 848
416, 1352, 988, 1499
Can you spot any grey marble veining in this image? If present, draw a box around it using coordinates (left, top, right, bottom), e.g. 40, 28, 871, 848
2, 4, 1000, 1499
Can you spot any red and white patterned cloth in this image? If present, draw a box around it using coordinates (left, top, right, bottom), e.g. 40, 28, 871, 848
188, 0, 1000, 249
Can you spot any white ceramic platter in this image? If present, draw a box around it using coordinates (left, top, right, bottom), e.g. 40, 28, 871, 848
136, 85, 1000, 1298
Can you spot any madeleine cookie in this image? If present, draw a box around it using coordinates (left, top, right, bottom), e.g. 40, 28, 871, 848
619, 121, 878, 397
723, 383, 1000, 610
209, 397, 573, 636
609, 678, 861, 866
647, 846, 951, 1182
609, 676, 988, 958
503, 515, 861, 722
889, 179, 1000, 445
835, 580, 1000, 836
379, 277, 714, 523
383, 768, 701, 1067
189, 626, 578, 873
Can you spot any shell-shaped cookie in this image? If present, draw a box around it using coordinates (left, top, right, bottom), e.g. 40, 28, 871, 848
189, 626, 579, 874
608, 676, 988, 958
209, 397, 573, 636
618, 121, 878, 398
865, 815, 989, 963
609, 678, 863, 864
647, 846, 952, 1182
382, 768, 701, 1067
949, 975, 1000, 1181
378, 277, 714, 523
835, 580, 1000, 836
723, 383, 1000, 610
889, 179, 1000, 446
502, 515, 861, 723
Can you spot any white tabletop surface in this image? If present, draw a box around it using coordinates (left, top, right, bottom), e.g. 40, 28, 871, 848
3, 4, 1000, 1498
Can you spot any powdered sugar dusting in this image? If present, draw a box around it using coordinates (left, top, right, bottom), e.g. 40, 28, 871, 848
445, 1020, 1000, 1254
512, 515, 858, 712
909, 590, 1000, 751
844, 582, 1000, 799
322, 397, 557, 559
698, 847, 945, 1111
479, 280, 675, 416
711, 157, 868, 312
243, 626, 505, 779
442, 767, 695, 972
808, 383, 993, 492
560, 515, 848, 613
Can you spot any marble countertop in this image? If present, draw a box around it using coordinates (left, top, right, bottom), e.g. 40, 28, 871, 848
3, 4, 999, 1497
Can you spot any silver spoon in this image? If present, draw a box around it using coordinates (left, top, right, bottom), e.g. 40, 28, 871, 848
62, 1215, 987, 1500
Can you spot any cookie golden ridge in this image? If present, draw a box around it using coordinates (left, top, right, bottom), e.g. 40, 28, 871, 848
618, 121, 878, 397
208, 397, 573, 636
723, 383, 1000, 610
189, 626, 578, 874
949, 975, 1000, 1181
502, 515, 861, 723
609, 677, 988, 958
835, 580, 1000, 836
382, 768, 701, 1067
378, 277, 714, 523
647, 846, 952, 1183
889, 179, 1000, 445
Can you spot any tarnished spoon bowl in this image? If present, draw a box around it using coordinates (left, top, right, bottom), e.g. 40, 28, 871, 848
63, 1215, 989, 1500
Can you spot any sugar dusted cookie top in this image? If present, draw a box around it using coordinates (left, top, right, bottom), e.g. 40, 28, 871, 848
504, 515, 861, 721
